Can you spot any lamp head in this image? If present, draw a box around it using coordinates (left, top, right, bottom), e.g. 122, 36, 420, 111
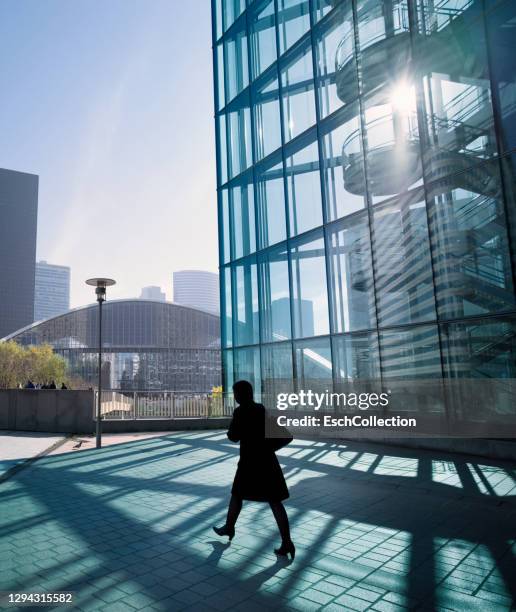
85, 278, 116, 303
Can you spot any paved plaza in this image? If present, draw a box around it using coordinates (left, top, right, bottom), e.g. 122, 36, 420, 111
0, 431, 515, 611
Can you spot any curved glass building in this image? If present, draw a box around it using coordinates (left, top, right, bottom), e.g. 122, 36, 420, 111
3, 300, 221, 391
212, 0, 516, 400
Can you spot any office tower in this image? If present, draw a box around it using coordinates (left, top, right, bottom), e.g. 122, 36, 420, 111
0, 168, 38, 338
173, 270, 220, 314
34, 261, 71, 321
140, 286, 166, 301
212, 0, 516, 399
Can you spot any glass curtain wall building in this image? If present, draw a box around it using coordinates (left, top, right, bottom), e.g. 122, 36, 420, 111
212, 0, 516, 402
4, 300, 221, 392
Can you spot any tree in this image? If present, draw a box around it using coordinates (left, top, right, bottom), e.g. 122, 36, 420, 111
0, 342, 68, 388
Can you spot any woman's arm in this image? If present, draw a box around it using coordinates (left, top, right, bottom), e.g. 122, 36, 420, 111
227, 406, 241, 443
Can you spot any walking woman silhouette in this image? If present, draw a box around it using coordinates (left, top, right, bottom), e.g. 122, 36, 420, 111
213, 380, 295, 560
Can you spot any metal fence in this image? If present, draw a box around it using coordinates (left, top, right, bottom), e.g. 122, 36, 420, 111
98, 390, 235, 420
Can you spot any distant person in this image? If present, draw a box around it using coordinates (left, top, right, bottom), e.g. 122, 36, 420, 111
61, 383, 68, 390
49, 381, 57, 389
24, 380, 35, 389
213, 380, 295, 560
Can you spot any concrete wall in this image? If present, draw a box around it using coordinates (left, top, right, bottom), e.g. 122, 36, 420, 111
102, 417, 231, 433
0, 390, 95, 434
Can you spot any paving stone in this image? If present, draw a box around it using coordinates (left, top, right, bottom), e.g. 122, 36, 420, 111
1, 431, 515, 612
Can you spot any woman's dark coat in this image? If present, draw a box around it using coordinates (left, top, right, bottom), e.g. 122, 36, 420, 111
228, 402, 289, 502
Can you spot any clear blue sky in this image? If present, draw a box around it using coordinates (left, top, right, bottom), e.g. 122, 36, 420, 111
0, 0, 217, 308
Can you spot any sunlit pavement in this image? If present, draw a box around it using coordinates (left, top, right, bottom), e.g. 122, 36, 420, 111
1, 431, 515, 611
0, 432, 65, 478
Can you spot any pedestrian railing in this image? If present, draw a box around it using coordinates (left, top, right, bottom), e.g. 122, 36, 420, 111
97, 390, 235, 420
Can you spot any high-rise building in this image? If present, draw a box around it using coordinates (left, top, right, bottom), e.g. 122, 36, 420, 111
140, 286, 166, 301
212, 1, 516, 401
173, 270, 220, 314
0, 168, 38, 338
34, 261, 71, 322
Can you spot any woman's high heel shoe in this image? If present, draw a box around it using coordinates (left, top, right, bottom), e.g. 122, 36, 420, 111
274, 541, 295, 560
213, 525, 235, 541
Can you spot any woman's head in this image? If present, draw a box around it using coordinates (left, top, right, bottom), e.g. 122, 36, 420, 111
233, 380, 254, 405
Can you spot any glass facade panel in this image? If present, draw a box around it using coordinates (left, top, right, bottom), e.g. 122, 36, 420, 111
380, 325, 442, 379
227, 96, 252, 178
332, 332, 380, 380
290, 232, 330, 338
294, 337, 333, 385
416, 0, 497, 183
261, 341, 294, 397
277, 0, 311, 55
372, 190, 437, 326
234, 346, 261, 393
250, 0, 277, 80
222, 266, 233, 348
485, 0, 516, 153
222, 0, 245, 33
328, 212, 376, 333
231, 179, 256, 259
285, 139, 323, 236
426, 165, 516, 319
281, 46, 316, 142
216, 43, 225, 110
442, 316, 516, 379
224, 23, 249, 102
213, 0, 516, 406
217, 114, 228, 185
253, 76, 282, 160
258, 245, 291, 342
255, 157, 287, 248
321, 109, 366, 220
234, 258, 259, 346
220, 189, 231, 264
316, 2, 358, 118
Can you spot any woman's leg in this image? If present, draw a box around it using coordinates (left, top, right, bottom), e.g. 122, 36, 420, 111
269, 501, 292, 544
226, 494, 243, 529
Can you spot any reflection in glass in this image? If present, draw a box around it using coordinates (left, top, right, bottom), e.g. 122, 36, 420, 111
259, 245, 291, 342
416, 0, 497, 183
372, 190, 437, 326
253, 77, 282, 160
321, 109, 366, 220
256, 158, 287, 248
426, 165, 516, 319
328, 212, 376, 333
227, 97, 252, 179
221, 189, 231, 264
291, 232, 330, 338
231, 180, 256, 259
261, 342, 294, 398
234, 346, 261, 394
224, 24, 249, 102
332, 332, 380, 380
277, 0, 311, 55
316, 2, 358, 117
222, 266, 233, 348
294, 337, 333, 386
234, 258, 259, 346
285, 139, 323, 237
380, 325, 442, 378
250, 0, 277, 80
485, 0, 516, 152
442, 317, 516, 379
281, 47, 316, 142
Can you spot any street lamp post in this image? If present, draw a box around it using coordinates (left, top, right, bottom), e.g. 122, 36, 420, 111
85, 278, 116, 448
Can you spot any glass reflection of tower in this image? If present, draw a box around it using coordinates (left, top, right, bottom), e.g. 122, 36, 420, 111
212, 0, 516, 402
